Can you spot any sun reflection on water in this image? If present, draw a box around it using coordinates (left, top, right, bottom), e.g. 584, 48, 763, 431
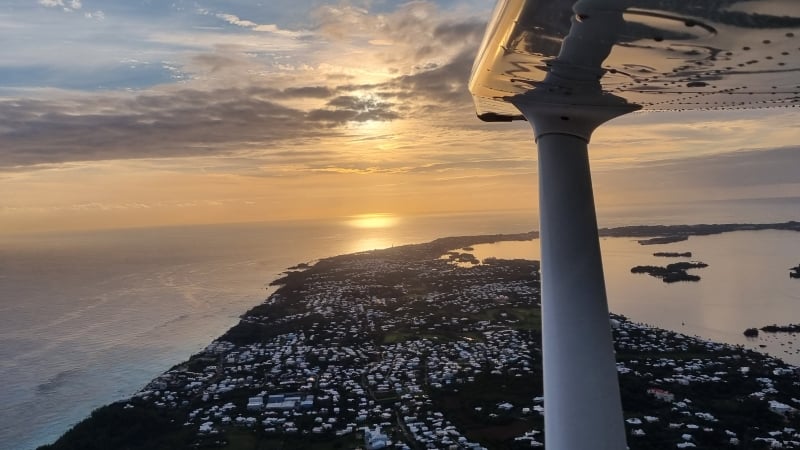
345, 213, 399, 253
347, 213, 399, 229
349, 236, 396, 254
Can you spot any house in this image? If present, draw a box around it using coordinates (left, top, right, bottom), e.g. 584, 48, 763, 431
769, 400, 795, 416
247, 396, 264, 411
364, 425, 389, 450
265, 392, 314, 411
647, 387, 675, 403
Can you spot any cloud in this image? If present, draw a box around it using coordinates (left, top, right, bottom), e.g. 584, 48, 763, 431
0, 81, 418, 168
312, 4, 372, 39
306, 4, 488, 114
0, 1, 494, 169
216, 13, 258, 28
275, 86, 334, 99
38, 0, 81, 11
311, 1, 485, 69
308, 166, 403, 175
318, 95, 400, 122
407, 158, 534, 174
83, 10, 104, 20
190, 52, 251, 74
306, 108, 399, 125
213, 12, 307, 37
307, 95, 399, 124
295, 6, 488, 121
386, 49, 478, 105
0, 87, 322, 168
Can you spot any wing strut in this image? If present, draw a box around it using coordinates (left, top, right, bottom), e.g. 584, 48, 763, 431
516, 100, 628, 449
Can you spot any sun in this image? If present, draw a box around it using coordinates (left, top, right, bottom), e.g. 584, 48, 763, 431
355, 119, 388, 133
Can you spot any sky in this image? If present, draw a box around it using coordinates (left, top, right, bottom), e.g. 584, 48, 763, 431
1, 0, 799, 234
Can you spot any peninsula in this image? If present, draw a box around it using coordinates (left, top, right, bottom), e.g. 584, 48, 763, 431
599, 221, 800, 245
41, 224, 800, 450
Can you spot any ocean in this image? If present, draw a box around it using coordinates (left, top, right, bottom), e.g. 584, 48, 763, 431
467, 231, 800, 361
1, 199, 799, 449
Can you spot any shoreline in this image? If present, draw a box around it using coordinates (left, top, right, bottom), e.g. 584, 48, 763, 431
39, 222, 800, 449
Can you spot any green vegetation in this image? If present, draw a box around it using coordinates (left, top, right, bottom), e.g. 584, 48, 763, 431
631, 261, 708, 283
39, 403, 191, 450
470, 306, 541, 331
430, 372, 544, 448
220, 430, 360, 450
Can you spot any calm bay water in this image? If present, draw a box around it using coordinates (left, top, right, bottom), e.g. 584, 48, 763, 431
468, 231, 800, 363
1, 201, 798, 449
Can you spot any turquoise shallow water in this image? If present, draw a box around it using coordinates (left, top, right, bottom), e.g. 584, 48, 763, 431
1, 200, 798, 450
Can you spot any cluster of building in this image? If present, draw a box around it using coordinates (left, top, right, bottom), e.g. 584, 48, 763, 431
129, 246, 800, 449
613, 316, 800, 447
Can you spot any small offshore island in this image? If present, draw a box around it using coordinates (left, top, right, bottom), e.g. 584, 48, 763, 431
631, 261, 709, 283
42, 223, 800, 450
745, 324, 800, 338
654, 252, 692, 258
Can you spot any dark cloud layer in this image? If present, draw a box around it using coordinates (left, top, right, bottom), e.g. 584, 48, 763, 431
308, 95, 400, 124
277, 86, 335, 99
432, 20, 487, 43
0, 78, 410, 167
0, 79, 417, 167
390, 49, 477, 105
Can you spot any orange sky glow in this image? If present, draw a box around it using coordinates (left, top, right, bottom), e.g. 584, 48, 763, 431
1, 1, 798, 234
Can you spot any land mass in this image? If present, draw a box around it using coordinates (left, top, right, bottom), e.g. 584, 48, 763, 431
631, 262, 709, 283
761, 324, 800, 334
598, 221, 800, 245
41, 224, 800, 450
638, 236, 688, 245
745, 324, 800, 337
653, 252, 692, 258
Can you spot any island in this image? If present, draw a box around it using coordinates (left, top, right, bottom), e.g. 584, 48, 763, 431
653, 252, 692, 258
761, 324, 800, 333
631, 261, 709, 283
637, 235, 688, 245
41, 230, 800, 450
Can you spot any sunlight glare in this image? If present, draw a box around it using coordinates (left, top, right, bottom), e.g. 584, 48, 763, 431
348, 213, 398, 229
355, 120, 387, 133
349, 236, 395, 254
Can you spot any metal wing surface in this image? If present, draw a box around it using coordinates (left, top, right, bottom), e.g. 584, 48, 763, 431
469, 0, 800, 121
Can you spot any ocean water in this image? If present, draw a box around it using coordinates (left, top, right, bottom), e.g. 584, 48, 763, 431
0, 212, 535, 450
0, 200, 798, 449
467, 230, 800, 363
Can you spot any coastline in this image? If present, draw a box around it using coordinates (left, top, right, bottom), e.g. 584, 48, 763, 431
39, 222, 800, 449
